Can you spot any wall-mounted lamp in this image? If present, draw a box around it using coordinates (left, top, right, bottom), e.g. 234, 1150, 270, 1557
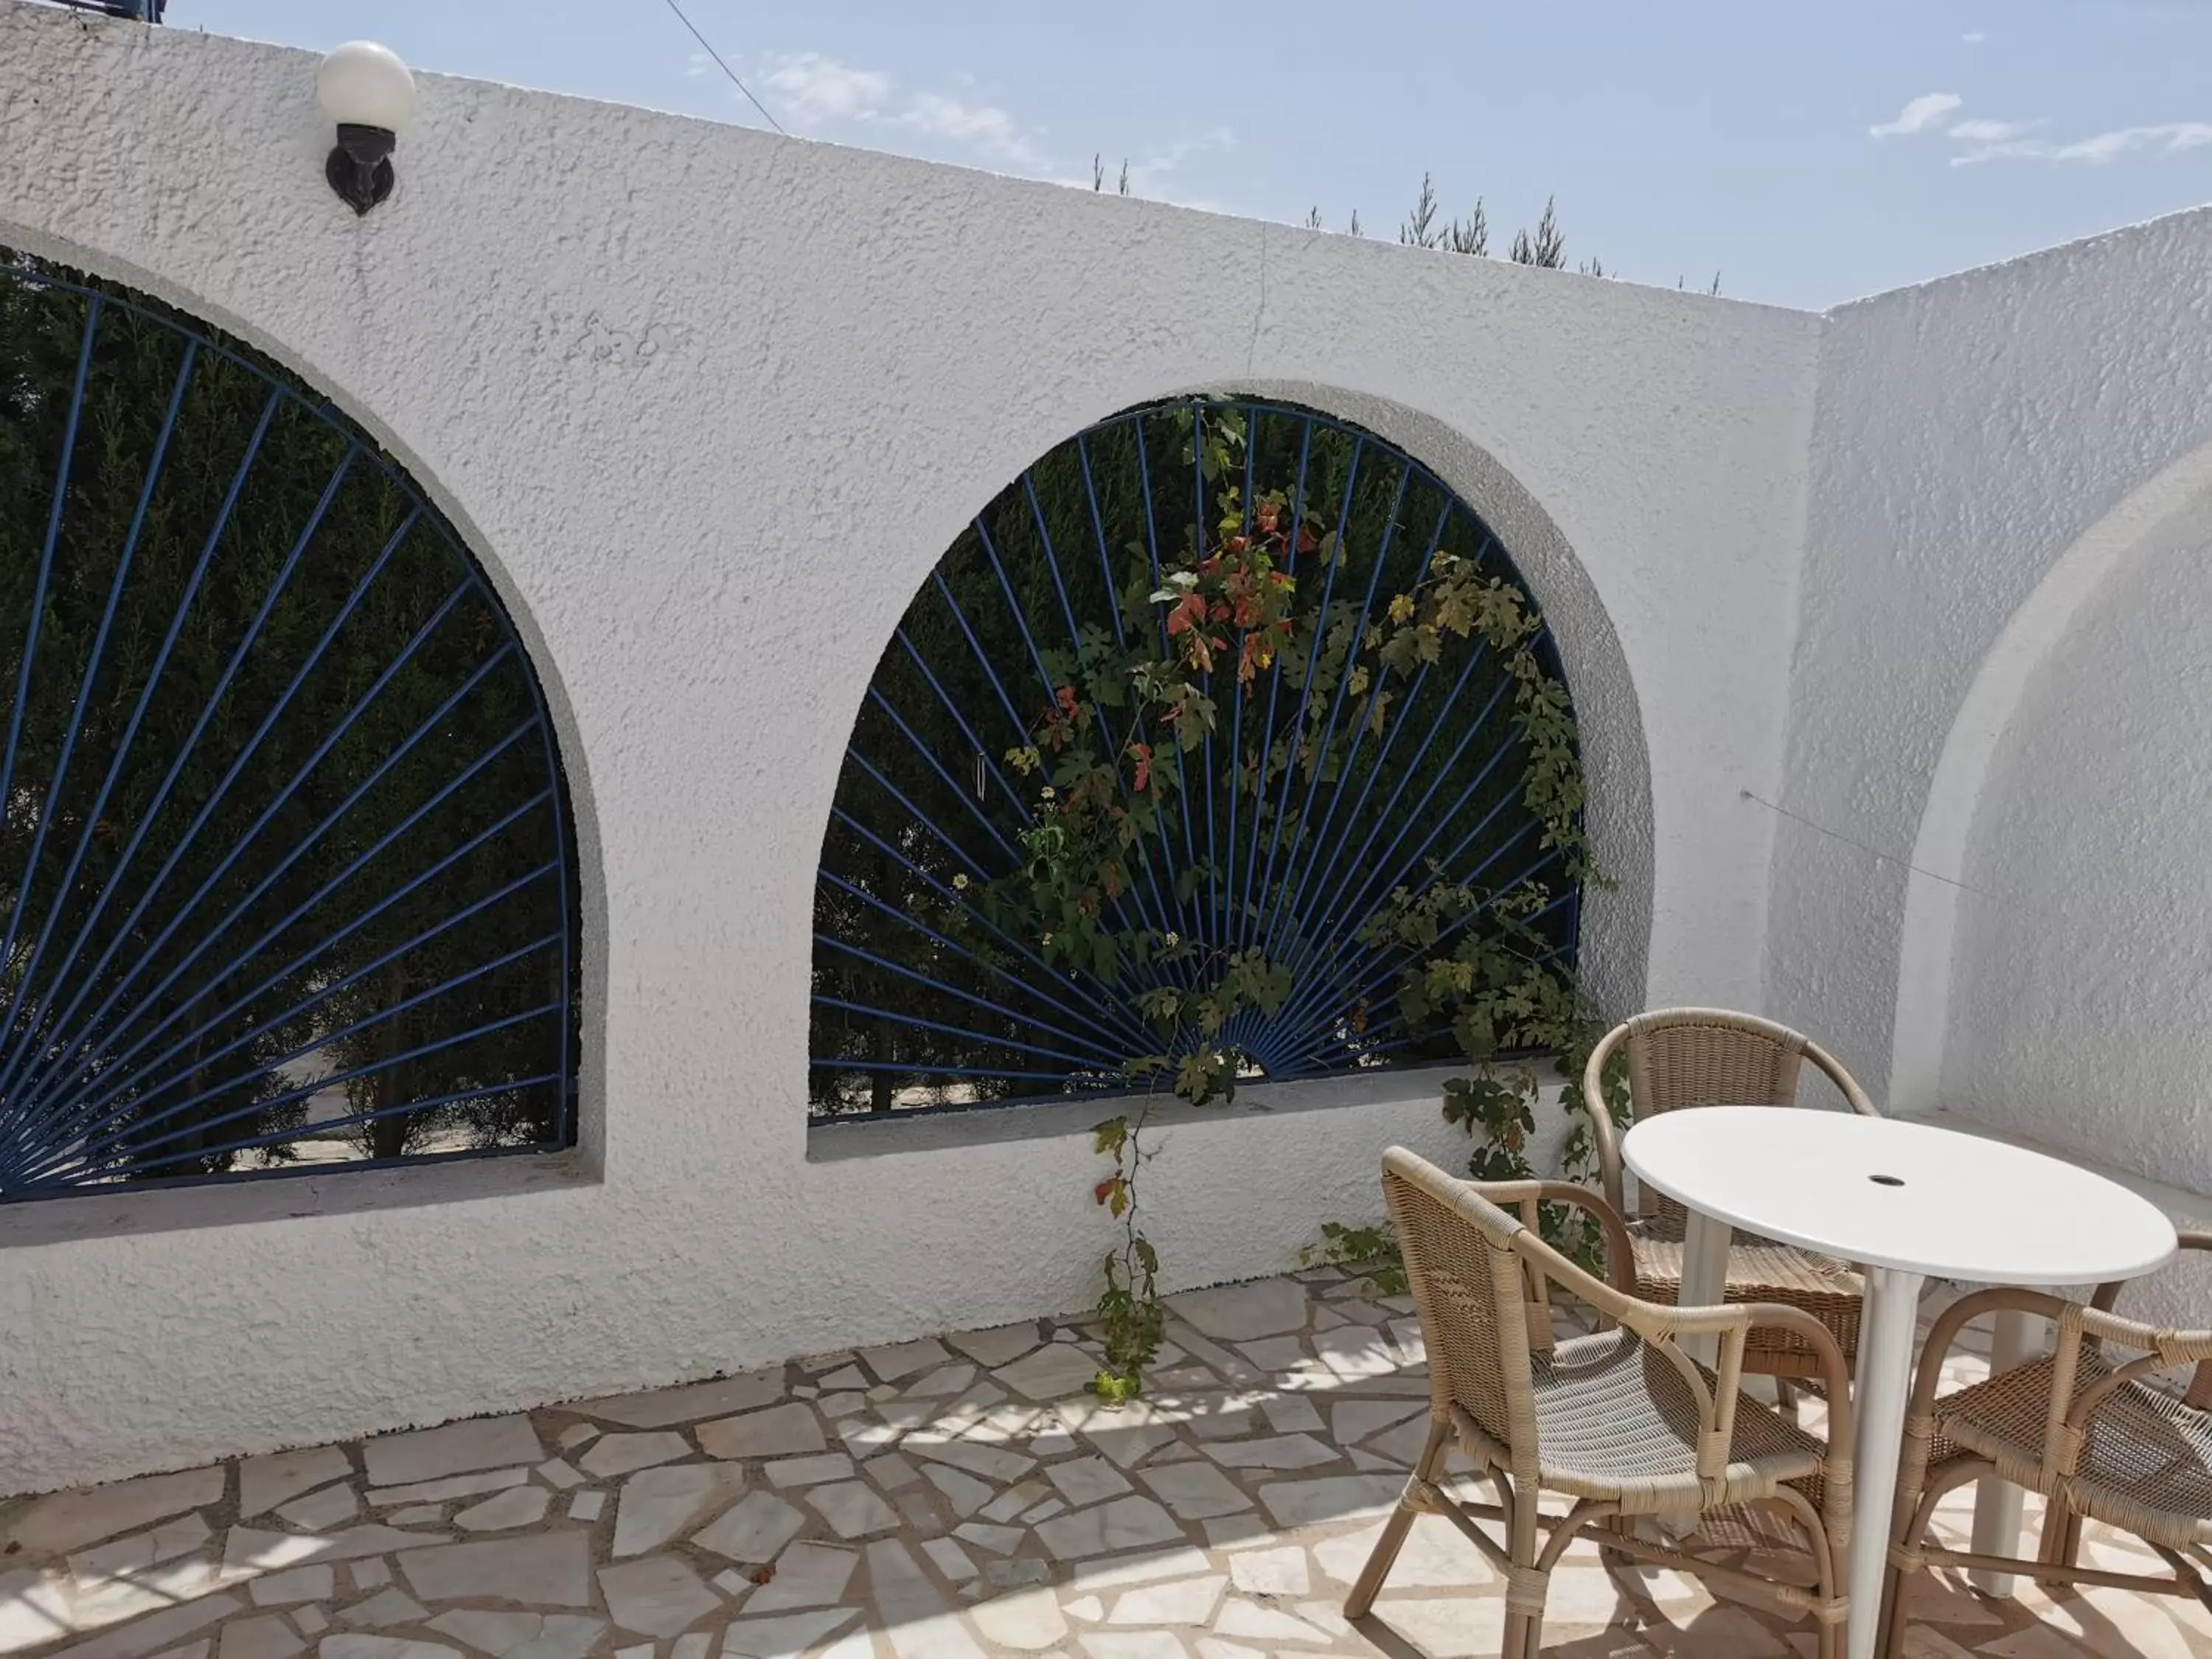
317, 41, 417, 215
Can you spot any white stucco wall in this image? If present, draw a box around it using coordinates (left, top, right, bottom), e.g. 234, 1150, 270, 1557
1941, 486, 2212, 1196
1764, 206, 2212, 1104
0, 7, 1824, 1495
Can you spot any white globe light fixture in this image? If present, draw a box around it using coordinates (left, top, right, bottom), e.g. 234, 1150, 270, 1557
316, 41, 417, 215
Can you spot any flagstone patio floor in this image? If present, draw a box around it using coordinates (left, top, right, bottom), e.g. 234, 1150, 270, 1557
4, 1270, 2205, 1659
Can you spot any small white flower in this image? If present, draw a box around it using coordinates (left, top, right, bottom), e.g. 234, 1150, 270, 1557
1040, 787, 1057, 801
1164, 931, 1180, 947
952, 872, 969, 890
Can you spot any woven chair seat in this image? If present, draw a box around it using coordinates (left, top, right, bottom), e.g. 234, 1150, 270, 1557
1630, 1225, 1865, 1367
1933, 1352, 2212, 1550
1470, 1326, 1827, 1512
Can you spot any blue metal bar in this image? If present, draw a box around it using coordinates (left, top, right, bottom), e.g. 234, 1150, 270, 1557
864, 688, 1023, 867
1273, 630, 1503, 984
1191, 401, 1221, 945
1130, 414, 1201, 930
52, 867, 561, 1149
928, 571, 1037, 752
1221, 406, 1264, 952
52, 935, 561, 1174
1264, 499, 1458, 958
24, 1072, 565, 1190
1266, 810, 1547, 1047
1248, 426, 1349, 955
1289, 626, 1552, 982
891, 629, 1033, 829
825, 809, 1156, 1055
0, 436, 369, 1100
1268, 852, 1568, 1072
13, 669, 525, 1137
813, 933, 1129, 1062
16, 824, 557, 1161
0, 256, 577, 1183
1259, 456, 1410, 964
1020, 471, 1180, 945
0, 327, 192, 1073
1074, 434, 1124, 651
841, 748, 1002, 902
968, 515, 1161, 944
25, 997, 562, 1184
0, 297, 101, 1014
0, 385, 285, 1105
811, 996, 1117, 1072
9, 265, 466, 543
10, 588, 487, 1116
817, 866, 1143, 1055
1273, 669, 1517, 992
2, 445, 369, 1071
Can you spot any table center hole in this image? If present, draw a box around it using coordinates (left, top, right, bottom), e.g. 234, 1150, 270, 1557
1869, 1173, 1905, 1188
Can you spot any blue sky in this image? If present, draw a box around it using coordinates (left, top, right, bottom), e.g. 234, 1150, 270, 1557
171, 0, 2212, 310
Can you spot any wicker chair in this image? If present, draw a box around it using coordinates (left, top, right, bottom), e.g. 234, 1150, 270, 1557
1878, 1234, 2212, 1657
1584, 1007, 1877, 1383
1346, 1147, 1855, 1659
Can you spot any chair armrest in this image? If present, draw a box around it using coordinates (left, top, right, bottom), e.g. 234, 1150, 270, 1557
1481, 1178, 1637, 1296
1737, 1301, 1856, 1461
2065, 1301, 2212, 1428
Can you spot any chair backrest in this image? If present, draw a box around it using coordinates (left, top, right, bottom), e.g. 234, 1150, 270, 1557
1381, 1146, 1539, 1461
1584, 1006, 1877, 1221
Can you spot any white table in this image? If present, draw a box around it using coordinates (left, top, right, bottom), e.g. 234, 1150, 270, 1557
1623, 1107, 2176, 1659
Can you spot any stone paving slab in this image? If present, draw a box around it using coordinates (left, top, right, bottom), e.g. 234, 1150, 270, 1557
3, 1273, 2205, 1659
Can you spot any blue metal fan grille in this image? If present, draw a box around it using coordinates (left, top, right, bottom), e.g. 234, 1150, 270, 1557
810, 399, 1578, 1118
0, 251, 577, 1194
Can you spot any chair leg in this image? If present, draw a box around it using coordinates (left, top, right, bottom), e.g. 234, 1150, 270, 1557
1502, 1475, 1549, 1658
1773, 1375, 1801, 1426
1878, 1470, 1970, 1659
1344, 1418, 1449, 1618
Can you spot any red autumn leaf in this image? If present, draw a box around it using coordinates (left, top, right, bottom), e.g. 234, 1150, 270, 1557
1057, 685, 1079, 717
750, 1565, 776, 1585
1093, 1177, 1119, 1206
1129, 742, 1152, 791
1256, 501, 1280, 532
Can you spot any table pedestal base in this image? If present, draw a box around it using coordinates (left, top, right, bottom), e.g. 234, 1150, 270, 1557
1967, 1307, 2038, 1596
1848, 1265, 1925, 1659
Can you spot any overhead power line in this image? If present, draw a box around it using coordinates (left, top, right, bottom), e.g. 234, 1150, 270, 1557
658, 0, 786, 136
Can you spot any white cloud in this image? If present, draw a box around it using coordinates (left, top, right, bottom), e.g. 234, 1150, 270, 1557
894, 91, 1046, 167
1961, 30, 1987, 44
759, 52, 892, 125
685, 52, 711, 79
1952, 121, 2212, 165
1946, 117, 2037, 142
739, 50, 1051, 170
1870, 91, 1964, 138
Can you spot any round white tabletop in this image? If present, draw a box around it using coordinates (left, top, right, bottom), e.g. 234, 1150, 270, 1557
1621, 1106, 2177, 1284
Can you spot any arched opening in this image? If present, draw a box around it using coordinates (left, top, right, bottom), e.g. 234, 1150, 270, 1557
809, 396, 1595, 1119
1890, 437, 2212, 1121
0, 246, 582, 1194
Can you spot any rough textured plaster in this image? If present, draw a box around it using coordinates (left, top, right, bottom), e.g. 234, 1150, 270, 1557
1889, 440, 2212, 1116
0, 4, 1816, 1493
1938, 490, 2212, 1197
1765, 206, 2212, 1095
